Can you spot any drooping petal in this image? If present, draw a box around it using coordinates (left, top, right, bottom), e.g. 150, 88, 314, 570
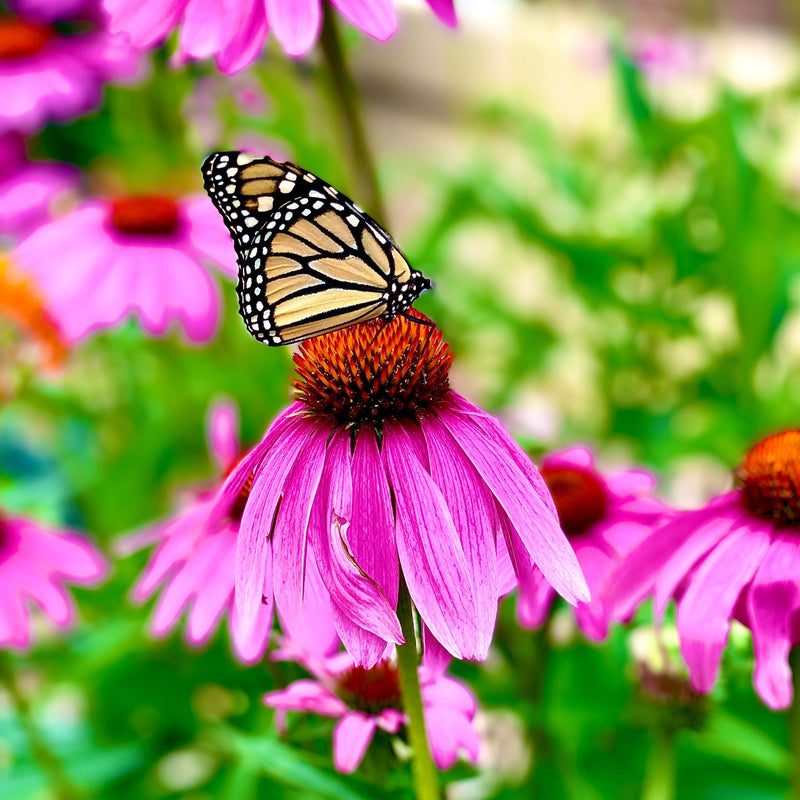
424, 0, 457, 27
104, 0, 186, 47
215, 0, 269, 75
437, 399, 588, 605
229, 568, 273, 664
235, 416, 314, 629
264, 680, 347, 718
383, 420, 478, 659
676, 521, 771, 694
422, 623, 452, 679
333, 712, 379, 773
330, 0, 397, 41
308, 430, 403, 651
186, 531, 237, 644
272, 422, 330, 624
176, 0, 223, 59
183, 195, 238, 277
266, 0, 321, 57
425, 707, 480, 769
421, 415, 498, 658
350, 427, 399, 606
748, 532, 800, 710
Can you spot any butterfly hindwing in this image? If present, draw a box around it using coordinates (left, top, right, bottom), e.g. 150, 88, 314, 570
202, 150, 431, 345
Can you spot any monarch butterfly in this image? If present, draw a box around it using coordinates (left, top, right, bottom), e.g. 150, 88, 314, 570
201, 151, 432, 346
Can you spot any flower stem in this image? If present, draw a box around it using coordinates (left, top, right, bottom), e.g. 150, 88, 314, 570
395, 576, 440, 800
640, 728, 676, 800
0, 653, 80, 800
318, 3, 388, 226
789, 647, 800, 798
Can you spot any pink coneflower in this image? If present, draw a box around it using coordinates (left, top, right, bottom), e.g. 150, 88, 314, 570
0, 133, 78, 239
511, 446, 667, 640
0, 509, 107, 649
13, 194, 237, 344
266, 561, 479, 774
0, 2, 140, 134
118, 401, 273, 664
104, 0, 456, 74
606, 430, 800, 710
214, 313, 588, 668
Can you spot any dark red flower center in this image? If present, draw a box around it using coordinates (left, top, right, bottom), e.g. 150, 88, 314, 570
228, 472, 254, 523
110, 195, 180, 236
0, 18, 53, 59
736, 430, 800, 525
336, 660, 402, 714
539, 466, 607, 536
293, 312, 452, 427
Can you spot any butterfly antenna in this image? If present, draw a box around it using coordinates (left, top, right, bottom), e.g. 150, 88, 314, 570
401, 311, 435, 354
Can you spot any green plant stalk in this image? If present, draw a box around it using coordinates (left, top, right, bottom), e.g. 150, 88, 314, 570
789, 648, 800, 798
318, 4, 388, 226
395, 577, 440, 800
640, 728, 676, 800
0, 654, 80, 800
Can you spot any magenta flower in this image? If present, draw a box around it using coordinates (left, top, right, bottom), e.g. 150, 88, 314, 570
214, 314, 588, 669
118, 401, 273, 664
0, 133, 78, 240
266, 560, 478, 774
0, 509, 107, 649
105, 0, 456, 74
0, 2, 140, 134
13, 194, 237, 344
509, 446, 668, 640
606, 430, 800, 710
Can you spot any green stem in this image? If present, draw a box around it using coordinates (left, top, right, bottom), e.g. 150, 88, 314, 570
318, 4, 388, 226
789, 648, 800, 798
640, 729, 676, 800
0, 654, 81, 800
395, 577, 440, 800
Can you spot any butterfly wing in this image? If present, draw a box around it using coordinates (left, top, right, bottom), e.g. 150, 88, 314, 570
202, 151, 430, 345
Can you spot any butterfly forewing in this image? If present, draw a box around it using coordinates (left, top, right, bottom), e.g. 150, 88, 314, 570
201, 150, 431, 345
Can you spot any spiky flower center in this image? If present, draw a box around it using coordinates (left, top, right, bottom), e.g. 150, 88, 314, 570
736, 431, 800, 524
0, 18, 53, 59
110, 195, 180, 236
293, 313, 452, 426
539, 466, 607, 536
337, 661, 402, 714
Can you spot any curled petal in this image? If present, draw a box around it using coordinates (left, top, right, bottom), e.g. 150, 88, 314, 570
333, 712, 379, 773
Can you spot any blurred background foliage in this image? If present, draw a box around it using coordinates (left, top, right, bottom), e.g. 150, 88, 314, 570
4, 0, 800, 798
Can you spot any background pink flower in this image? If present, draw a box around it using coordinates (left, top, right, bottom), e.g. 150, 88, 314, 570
606, 430, 800, 710
508, 446, 668, 640
118, 401, 273, 664
0, 510, 107, 650
105, 0, 456, 74
0, 133, 78, 239
14, 194, 237, 344
0, 1, 141, 134
265, 559, 479, 774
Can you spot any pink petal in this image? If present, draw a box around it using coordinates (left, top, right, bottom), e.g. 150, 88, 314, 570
677, 521, 771, 694
422, 623, 452, 679
347, 426, 399, 637
653, 514, 737, 616
14, 522, 107, 583
333, 712, 378, 773
207, 399, 240, 474
267, 0, 321, 57
330, 0, 397, 40
0, 579, 31, 649
271, 422, 330, 623
747, 532, 800, 710
215, 0, 269, 75
235, 416, 313, 630
542, 447, 594, 471
176, 0, 224, 59
437, 398, 588, 605
23, 571, 74, 627
572, 544, 616, 641
229, 574, 274, 664
182, 195, 238, 276
426, 707, 479, 769
186, 530, 237, 643
383, 421, 478, 659
104, 0, 185, 47
421, 415, 498, 658
308, 430, 403, 653
424, 0, 457, 27
604, 469, 656, 498
264, 680, 347, 718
